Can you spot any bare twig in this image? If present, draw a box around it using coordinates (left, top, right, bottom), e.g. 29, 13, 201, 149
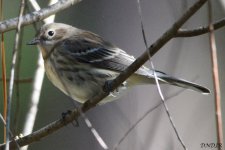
0, 78, 33, 83
22, 1, 56, 150
113, 75, 198, 150
0, 0, 82, 33
21, 53, 44, 150
6, 0, 26, 149
113, 87, 189, 150
13, 10, 25, 135
136, 0, 186, 149
0, 0, 208, 149
0, 114, 20, 149
81, 112, 109, 149
208, 1, 223, 149
0, 34, 7, 141
176, 17, 225, 37
0, 0, 7, 142
28, 0, 40, 10
45, 0, 58, 23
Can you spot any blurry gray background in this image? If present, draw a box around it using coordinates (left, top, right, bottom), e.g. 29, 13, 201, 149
0, 0, 225, 149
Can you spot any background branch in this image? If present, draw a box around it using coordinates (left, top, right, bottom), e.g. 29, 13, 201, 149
0, 0, 224, 38
21, 1, 57, 150
113, 86, 190, 150
0, 0, 7, 143
176, 17, 225, 37
208, 0, 224, 148
0, 0, 82, 33
5, 0, 25, 149
0, 0, 208, 149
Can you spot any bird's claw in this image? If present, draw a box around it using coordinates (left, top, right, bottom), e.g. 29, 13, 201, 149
103, 80, 113, 93
61, 110, 79, 127
61, 110, 72, 120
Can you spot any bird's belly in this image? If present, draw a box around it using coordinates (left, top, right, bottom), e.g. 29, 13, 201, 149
44, 61, 128, 103
44, 62, 96, 102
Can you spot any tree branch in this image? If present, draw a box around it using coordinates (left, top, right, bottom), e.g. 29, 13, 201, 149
176, 17, 225, 37
208, 0, 224, 147
21, 1, 58, 150
0, 0, 82, 33
0, 0, 208, 149
0, 0, 224, 38
6, 0, 26, 149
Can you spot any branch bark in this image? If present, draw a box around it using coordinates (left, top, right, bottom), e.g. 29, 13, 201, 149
0, 0, 82, 33
0, 0, 208, 149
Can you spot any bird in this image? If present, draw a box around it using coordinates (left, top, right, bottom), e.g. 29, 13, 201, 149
28, 23, 210, 104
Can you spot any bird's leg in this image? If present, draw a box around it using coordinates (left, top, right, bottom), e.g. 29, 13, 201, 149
61, 110, 72, 119
104, 80, 127, 92
103, 80, 118, 98
104, 80, 127, 97
103, 80, 113, 93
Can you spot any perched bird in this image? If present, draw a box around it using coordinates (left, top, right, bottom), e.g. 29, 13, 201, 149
28, 23, 210, 104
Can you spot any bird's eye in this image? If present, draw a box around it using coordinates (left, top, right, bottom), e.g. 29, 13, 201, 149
48, 30, 54, 36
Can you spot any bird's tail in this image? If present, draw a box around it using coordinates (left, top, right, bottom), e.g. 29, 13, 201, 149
154, 71, 210, 94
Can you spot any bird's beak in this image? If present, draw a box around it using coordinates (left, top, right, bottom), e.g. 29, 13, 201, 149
27, 37, 40, 45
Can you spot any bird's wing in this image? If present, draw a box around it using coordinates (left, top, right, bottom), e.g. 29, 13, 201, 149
56, 31, 150, 76
55, 30, 210, 94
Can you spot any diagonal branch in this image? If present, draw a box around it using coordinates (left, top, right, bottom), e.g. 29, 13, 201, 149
0, 0, 82, 33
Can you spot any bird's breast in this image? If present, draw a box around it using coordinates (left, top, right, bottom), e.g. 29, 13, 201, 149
43, 56, 130, 104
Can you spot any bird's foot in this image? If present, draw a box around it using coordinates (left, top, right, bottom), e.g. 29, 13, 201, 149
103, 80, 113, 93
61, 110, 72, 120
61, 110, 72, 119
61, 110, 79, 127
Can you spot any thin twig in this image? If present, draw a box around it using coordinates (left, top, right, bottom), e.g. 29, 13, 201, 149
176, 17, 225, 37
137, 0, 186, 149
0, 78, 33, 83
113, 87, 189, 150
208, 1, 223, 149
45, 0, 57, 23
6, 0, 25, 150
81, 112, 109, 150
22, 1, 54, 150
13, 10, 25, 135
0, 114, 20, 149
21, 53, 44, 150
28, 0, 41, 11
0, 0, 208, 149
0, 0, 7, 142
0, 34, 7, 141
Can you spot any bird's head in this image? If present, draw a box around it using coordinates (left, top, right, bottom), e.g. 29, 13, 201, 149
28, 23, 79, 59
